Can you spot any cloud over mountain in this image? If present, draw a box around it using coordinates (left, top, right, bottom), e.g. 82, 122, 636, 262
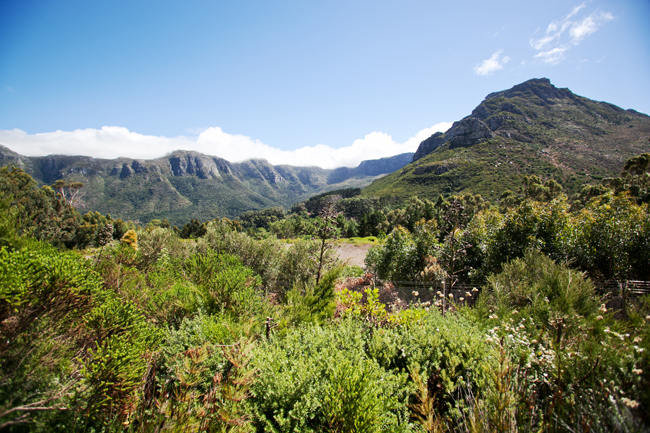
0, 122, 452, 169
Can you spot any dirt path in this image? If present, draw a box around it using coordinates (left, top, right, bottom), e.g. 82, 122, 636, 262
333, 243, 372, 268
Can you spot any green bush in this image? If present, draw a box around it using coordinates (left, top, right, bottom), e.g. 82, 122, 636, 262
281, 267, 341, 327
571, 195, 650, 280
136, 225, 191, 270
484, 198, 573, 275
126, 315, 257, 433
366, 226, 419, 282
201, 220, 334, 299
250, 319, 412, 433
478, 250, 597, 332
367, 310, 497, 420
81, 296, 160, 421
0, 243, 158, 430
184, 251, 266, 318
474, 251, 647, 431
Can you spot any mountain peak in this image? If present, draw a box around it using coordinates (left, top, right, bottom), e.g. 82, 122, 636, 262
412, 78, 649, 162
370, 79, 650, 202
484, 77, 572, 103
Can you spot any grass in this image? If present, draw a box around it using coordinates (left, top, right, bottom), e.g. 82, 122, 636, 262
335, 236, 379, 245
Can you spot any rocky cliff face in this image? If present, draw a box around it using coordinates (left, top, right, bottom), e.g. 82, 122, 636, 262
0, 146, 411, 224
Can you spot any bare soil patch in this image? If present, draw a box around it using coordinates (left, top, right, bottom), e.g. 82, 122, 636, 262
333, 243, 372, 268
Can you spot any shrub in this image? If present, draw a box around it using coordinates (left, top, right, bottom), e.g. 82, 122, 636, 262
484, 198, 572, 275
81, 296, 160, 422
367, 310, 497, 422
475, 251, 647, 431
0, 244, 159, 430
126, 316, 257, 432
250, 320, 412, 433
571, 195, 649, 280
281, 267, 341, 327
201, 220, 334, 299
478, 250, 597, 332
366, 226, 418, 282
0, 244, 100, 430
184, 251, 266, 318
120, 229, 138, 251
136, 226, 190, 270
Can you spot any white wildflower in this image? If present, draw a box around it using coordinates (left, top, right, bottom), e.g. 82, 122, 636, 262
632, 368, 643, 375
621, 397, 639, 409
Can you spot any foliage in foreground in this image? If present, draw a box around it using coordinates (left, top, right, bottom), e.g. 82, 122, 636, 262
1, 163, 649, 432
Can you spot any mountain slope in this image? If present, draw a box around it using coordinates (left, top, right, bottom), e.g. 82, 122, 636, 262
364, 78, 650, 200
327, 153, 414, 184
0, 147, 412, 224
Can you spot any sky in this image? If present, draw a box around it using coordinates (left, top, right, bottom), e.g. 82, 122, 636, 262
0, 0, 648, 168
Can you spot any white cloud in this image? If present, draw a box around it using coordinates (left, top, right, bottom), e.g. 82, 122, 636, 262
566, 3, 587, 21
569, 12, 614, 43
474, 50, 511, 76
534, 47, 568, 65
530, 4, 613, 64
0, 122, 452, 169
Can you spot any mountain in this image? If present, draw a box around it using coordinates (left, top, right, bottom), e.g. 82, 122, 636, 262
0, 146, 412, 224
326, 152, 414, 184
364, 78, 650, 200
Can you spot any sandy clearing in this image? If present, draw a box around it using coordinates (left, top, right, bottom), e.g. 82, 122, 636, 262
333, 243, 373, 268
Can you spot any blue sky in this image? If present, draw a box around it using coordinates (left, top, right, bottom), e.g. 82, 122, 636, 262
0, 0, 648, 167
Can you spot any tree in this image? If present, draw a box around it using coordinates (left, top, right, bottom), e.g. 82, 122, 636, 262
179, 218, 207, 239
313, 199, 340, 284
0, 167, 82, 248
51, 179, 85, 208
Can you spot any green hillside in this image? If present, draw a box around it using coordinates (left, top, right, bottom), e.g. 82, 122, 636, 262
364, 78, 650, 200
0, 147, 412, 225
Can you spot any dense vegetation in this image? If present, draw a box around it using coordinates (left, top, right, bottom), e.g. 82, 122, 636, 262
0, 146, 412, 226
0, 155, 649, 432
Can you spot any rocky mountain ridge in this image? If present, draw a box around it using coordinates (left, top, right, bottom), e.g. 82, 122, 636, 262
0, 145, 412, 224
